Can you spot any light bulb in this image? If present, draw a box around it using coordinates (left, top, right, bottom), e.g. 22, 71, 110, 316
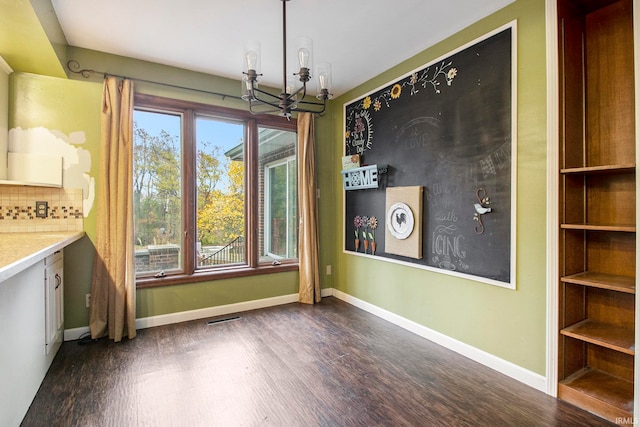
286, 76, 298, 104
316, 62, 333, 100
318, 72, 329, 90
286, 77, 295, 95
246, 50, 258, 71
298, 48, 310, 69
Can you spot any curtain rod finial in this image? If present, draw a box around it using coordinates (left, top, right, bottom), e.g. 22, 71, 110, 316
67, 60, 95, 79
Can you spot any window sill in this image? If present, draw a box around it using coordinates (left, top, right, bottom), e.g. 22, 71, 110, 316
136, 262, 299, 289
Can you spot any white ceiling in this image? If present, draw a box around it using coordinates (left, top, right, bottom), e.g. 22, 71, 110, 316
51, 0, 514, 97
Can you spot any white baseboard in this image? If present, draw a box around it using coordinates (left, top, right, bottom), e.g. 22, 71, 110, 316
136, 293, 300, 330
65, 287, 545, 395
65, 289, 336, 341
330, 288, 548, 393
64, 326, 91, 341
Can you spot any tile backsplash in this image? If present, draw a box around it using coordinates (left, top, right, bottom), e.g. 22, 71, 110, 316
0, 185, 83, 232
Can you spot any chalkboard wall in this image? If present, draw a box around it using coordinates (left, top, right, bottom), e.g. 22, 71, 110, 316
343, 26, 514, 286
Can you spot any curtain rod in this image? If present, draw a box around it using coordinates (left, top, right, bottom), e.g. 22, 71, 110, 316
66, 60, 243, 101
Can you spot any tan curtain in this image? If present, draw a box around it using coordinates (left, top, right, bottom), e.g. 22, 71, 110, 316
297, 112, 321, 304
89, 77, 136, 341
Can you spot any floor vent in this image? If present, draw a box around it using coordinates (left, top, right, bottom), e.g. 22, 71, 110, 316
207, 316, 241, 325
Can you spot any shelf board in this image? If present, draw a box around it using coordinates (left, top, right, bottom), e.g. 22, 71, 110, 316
561, 223, 636, 232
561, 319, 635, 355
559, 367, 634, 421
561, 164, 635, 174
561, 271, 635, 294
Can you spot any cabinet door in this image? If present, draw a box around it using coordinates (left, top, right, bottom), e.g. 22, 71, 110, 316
44, 263, 56, 354
44, 253, 63, 355
54, 262, 63, 333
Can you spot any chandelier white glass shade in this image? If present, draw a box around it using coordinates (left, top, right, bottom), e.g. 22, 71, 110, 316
241, 0, 333, 118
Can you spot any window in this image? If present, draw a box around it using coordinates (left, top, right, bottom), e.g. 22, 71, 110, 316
133, 94, 298, 287
133, 110, 183, 276
195, 116, 246, 268
264, 155, 297, 259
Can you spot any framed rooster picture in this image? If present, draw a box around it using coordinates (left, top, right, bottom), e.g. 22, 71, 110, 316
385, 187, 423, 259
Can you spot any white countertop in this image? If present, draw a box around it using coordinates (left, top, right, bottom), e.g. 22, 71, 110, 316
0, 231, 85, 282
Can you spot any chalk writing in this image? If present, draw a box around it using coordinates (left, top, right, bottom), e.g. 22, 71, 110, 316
395, 117, 440, 151
345, 110, 373, 155
427, 182, 457, 209
435, 210, 458, 222
431, 224, 469, 272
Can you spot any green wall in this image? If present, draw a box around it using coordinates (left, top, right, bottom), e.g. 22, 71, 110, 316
0, 0, 65, 78
8, 65, 304, 329
4, 0, 548, 376
330, 0, 547, 375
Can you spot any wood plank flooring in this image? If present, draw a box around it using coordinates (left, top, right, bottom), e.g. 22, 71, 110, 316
21, 297, 614, 426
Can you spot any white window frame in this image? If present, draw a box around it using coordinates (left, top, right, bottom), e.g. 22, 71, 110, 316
264, 155, 296, 259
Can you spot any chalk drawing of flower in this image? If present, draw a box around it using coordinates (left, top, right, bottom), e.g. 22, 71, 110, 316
343, 59, 458, 154
447, 67, 458, 86
390, 84, 402, 99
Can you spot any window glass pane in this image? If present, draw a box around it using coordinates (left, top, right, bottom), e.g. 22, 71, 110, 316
268, 163, 287, 257
195, 116, 246, 268
259, 127, 297, 262
287, 159, 297, 257
133, 110, 182, 276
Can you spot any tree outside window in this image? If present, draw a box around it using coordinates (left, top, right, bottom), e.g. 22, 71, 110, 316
132, 94, 298, 287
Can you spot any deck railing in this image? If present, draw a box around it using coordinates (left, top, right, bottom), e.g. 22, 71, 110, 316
198, 236, 244, 267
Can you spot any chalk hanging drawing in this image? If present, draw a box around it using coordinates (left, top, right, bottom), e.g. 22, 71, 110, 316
344, 61, 458, 157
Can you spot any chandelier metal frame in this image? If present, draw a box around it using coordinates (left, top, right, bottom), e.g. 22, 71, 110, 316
241, 0, 332, 118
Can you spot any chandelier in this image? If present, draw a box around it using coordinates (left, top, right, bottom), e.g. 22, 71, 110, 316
241, 0, 333, 118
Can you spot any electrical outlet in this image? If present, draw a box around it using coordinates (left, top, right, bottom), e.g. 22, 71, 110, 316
326, 265, 332, 275
85, 293, 91, 308
35, 201, 48, 218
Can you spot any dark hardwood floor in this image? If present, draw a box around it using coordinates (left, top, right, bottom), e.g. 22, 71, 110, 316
22, 297, 613, 426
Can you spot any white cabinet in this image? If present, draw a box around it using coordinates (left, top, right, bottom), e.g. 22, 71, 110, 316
7, 152, 63, 187
44, 250, 63, 355
1, 260, 48, 427
0, 233, 80, 427
0, 249, 65, 427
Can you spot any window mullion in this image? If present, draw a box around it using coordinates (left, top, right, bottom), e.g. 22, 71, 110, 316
183, 109, 197, 274
246, 119, 259, 268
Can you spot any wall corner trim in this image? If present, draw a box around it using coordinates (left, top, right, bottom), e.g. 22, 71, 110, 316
0, 55, 13, 74
331, 288, 548, 394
